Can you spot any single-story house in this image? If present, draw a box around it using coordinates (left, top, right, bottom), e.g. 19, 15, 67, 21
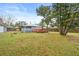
0, 25, 7, 32
21, 25, 48, 33
21, 25, 37, 32
7, 26, 15, 31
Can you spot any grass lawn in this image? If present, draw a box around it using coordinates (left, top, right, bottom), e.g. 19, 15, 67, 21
0, 32, 79, 56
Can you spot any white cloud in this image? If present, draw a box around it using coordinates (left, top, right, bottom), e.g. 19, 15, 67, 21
0, 4, 44, 24
15, 16, 43, 24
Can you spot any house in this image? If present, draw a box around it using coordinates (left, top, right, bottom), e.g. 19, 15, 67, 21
0, 18, 7, 32
0, 26, 6, 32
32, 27, 48, 33
21, 25, 37, 32
7, 26, 15, 31
21, 24, 48, 33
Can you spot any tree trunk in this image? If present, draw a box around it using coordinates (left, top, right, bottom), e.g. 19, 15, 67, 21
64, 26, 69, 35
59, 26, 68, 36
59, 27, 65, 35
42, 20, 43, 29
46, 24, 48, 29
46, 25, 49, 33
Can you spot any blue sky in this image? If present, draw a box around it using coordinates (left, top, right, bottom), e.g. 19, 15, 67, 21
0, 3, 51, 24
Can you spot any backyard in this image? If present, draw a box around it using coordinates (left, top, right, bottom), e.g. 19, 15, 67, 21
0, 32, 79, 56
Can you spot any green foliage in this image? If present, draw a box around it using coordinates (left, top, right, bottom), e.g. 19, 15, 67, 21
36, 5, 52, 29
39, 19, 46, 27
52, 3, 79, 27
36, 5, 50, 18
51, 3, 79, 35
36, 3, 79, 35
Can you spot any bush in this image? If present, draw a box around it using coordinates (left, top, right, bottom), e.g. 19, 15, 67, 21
69, 28, 79, 33
48, 28, 59, 32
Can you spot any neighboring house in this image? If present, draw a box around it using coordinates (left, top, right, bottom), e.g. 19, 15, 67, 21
7, 26, 15, 31
0, 18, 7, 32
0, 26, 6, 32
21, 25, 37, 32
32, 27, 48, 33
21, 24, 48, 33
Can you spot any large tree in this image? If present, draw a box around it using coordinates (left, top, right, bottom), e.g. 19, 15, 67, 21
36, 3, 79, 35
52, 3, 79, 35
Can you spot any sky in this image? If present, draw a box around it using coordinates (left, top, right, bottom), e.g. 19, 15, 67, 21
0, 3, 51, 24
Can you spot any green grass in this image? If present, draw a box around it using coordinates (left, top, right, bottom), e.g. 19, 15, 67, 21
0, 32, 79, 56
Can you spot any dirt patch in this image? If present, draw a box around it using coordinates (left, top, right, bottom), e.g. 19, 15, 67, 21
67, 35, 79, 45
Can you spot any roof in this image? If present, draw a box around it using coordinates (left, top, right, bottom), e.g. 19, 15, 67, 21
21, 24, 38, 27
